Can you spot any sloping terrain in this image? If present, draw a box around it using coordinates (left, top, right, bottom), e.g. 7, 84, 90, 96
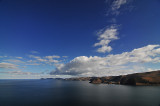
89, 70, 160, 85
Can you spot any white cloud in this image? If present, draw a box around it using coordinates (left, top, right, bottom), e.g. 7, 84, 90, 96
51, 45, 160, 77
4, 59, 25, 63
37, 58, 47, 62
45, 55, 60, 59
30, 51, 39, 54
107, 0, 129, 15
48, 59, 59, 63
93, 0, 131, 53
16, 57, 23, 59
28, 55, 47, 62
45, 55, 61, 63
0, 70, 41, 75
112, 0, 127, 10
28, 55, 41, 59
25, 63, 40, 65
27, 60, 33, 62
0, 56, 7, 58
28, 55, 60, 64
94, 0, 132, 53
62, 56, 68, 58
94, 25, 119, 53
0, 63, 18, 69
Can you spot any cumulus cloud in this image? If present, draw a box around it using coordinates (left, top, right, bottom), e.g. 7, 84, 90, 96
51, 45, 160, 77
94, 25, 119, 53
0, 63, 18, 69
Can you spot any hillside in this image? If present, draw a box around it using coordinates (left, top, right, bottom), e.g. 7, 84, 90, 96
89, 70, 160, 85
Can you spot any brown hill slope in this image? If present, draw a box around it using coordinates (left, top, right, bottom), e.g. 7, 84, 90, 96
89, 70, 160, 85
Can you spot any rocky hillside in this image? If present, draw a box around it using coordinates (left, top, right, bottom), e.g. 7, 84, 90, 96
89, 70, 160, 85
65, 77, 91, 81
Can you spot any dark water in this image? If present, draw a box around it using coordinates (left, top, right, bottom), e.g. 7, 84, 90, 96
0, 80, 160, 106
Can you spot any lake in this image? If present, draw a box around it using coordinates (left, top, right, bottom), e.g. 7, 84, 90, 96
0, 79, 160, 106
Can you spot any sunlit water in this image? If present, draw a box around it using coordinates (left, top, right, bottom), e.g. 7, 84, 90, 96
0, 79, 160, 106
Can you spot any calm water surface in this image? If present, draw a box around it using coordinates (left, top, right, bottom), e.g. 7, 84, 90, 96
0, 79, 160, 106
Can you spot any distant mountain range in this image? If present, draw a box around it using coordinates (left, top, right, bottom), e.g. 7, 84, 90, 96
65, 70, 160, 85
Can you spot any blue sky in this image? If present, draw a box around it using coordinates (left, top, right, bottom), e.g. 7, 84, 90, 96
0, 0, 160, 79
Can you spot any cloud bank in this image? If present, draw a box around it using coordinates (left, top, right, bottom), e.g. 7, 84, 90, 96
51, 45, 160, 77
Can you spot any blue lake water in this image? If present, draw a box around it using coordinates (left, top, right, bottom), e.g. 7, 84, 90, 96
0, 79, 160, 106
